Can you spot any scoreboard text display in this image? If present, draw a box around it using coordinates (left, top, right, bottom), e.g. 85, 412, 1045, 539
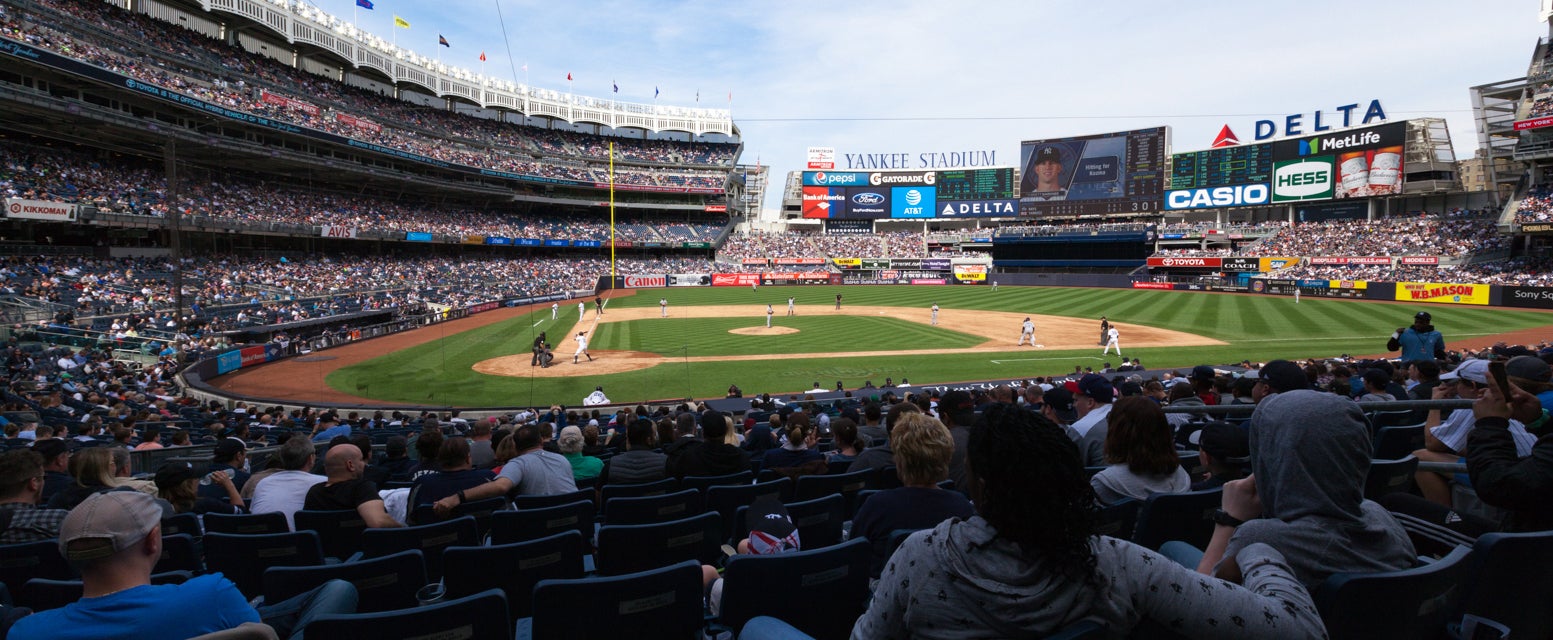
936, 168, 1015, 201
1165, 143, 1274, 210
1019, 127, 1168, 218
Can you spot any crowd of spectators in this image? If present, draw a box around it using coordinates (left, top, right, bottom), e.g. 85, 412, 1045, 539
1247, 211, 1505, 257
0, 0, 735, 190
1275, 256, 1553, 287
716, 231, 920, 261
1515, 185, 1553, 224
0, 141, 726, 241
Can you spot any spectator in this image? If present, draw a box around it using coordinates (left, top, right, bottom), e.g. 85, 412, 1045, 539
851, 403, 1325, 638
198, 438, 250, 503
849, 402, 921, 473
407, 437, 495, 510
937, 390, 976, 492
432, 424, 577, 515
303, 445, 401, 529
33, 438, 73, 503
1090, 397, 1191, 504
1186, 421, 1251, 492
760, 416, 825, 477
155, 462, 241, 515
601, 419, 669, 484
666, 411, 749, 478
556, 426, 602, 482
825, 418, 862, 464
1467, 368, 1553, 531
47, 448, 120, 511
0, 449, 71, 543
848, 412, 973, 576
249, 436, 326, 530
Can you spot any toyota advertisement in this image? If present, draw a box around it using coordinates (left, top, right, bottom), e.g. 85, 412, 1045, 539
1269, 122, 1406, 203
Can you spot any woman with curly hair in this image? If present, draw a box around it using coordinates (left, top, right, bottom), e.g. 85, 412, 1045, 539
851, 403, 1325, 639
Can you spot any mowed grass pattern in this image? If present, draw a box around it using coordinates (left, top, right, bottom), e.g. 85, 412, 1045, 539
327, 285, 1553, 406
590, 316, 984, 357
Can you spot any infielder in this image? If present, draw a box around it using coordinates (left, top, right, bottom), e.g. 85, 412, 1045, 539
578, 301, 586, 320
551, 302, 558, 320
766, 304, 774, 328
931, 303, 939, 325
1017, 317, 1036, 346
660, 297, 668, 317
1103, 326, 1121, 356
573, 331, 593, 363
787, 296, 796, 316
835, 294, 843, 310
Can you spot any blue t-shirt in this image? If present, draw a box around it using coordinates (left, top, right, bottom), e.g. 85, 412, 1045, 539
850, 486, 975, 577
311, 424, 352, 442
9, 573, 259, 640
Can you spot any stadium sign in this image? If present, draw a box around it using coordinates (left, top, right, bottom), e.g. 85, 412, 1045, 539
1501, 286, 1553, 309
1132, 282, 1175, 289
1395, 282, 1489, 306
667, 274, 710, 287
1146, 257, 1223, 268
807, 146, 836, 170
703, 205, 728, 213
937, 199, 1018, 217
1220, 257, 1261, 272
1271, 159, 1334, 202
1164, 185, 1270, 210
1399, 256, 1439, 265
841, 150, 997, 170
623, 275, 666, 288
1250, 99, 1388, 141
803, 172, 869, 187
1513, 117, 1553, 132
1520, 223, 1553, 234
5, 198, 77, 222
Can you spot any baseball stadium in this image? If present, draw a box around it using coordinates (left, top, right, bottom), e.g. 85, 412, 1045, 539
2, 0, 1553, 637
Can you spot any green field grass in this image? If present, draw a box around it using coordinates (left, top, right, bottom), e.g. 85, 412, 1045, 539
325, 285, 1553, 407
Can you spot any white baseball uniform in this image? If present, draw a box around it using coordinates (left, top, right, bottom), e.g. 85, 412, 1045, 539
766, 305, 774, 328
660, 298, 668, 317
574, 332, 591, 362
931, 304, 939, 325
578, 302, 586, 319
1103, 327, 1121, 355
1018, 319, 1035, 346
551, 303, 558, 320
787, 297, 795, 316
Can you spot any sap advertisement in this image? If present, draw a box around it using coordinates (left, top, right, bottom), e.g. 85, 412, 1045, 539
1269, 122, 1406, 203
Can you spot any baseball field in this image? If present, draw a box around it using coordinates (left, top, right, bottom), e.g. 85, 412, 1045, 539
211, 285, 1553, 408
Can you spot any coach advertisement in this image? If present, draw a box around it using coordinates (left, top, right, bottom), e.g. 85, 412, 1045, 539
712, 273, 762, 287
774, 258, 825, 266
667, 274, 710, 287
1220, 257, 1261, 272
1394, 282, 1490, 306
622, 275, 667, 289
1499, 286, 1553, 309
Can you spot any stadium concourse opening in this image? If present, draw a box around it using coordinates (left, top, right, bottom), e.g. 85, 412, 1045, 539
469, 300, 1225, 379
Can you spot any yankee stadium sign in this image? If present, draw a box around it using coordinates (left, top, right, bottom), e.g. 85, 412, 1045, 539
842, 150, 998, 170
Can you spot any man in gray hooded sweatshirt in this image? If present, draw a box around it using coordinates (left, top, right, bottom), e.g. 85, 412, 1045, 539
1197, 389, 1416, 587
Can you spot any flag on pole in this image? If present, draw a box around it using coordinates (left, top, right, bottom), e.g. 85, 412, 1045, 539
438, 35, 449, 47
355, 0, 373, 9
695, 89, 699, 103
654, 86, 659, 99
479, 51, 486, 62
393, 15, 410, 28
566, 72, 573, 81
612, 80, 618, 93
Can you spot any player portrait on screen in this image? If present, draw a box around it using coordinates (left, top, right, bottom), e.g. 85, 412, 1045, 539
1025, 145, 1070, 201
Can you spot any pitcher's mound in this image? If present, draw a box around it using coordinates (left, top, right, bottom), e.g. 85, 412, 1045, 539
471, 350, 664, 377
730, 326, 799, 336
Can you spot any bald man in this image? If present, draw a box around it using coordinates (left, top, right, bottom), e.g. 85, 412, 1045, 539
303, 445, 401, 528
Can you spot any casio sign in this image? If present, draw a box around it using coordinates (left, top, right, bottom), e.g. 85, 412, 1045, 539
1166, 185, 1270, 210
1274, 161, 1332, 198
851, 192, 885, 205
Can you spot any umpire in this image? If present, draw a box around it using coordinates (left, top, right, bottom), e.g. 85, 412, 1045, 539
531, 331, 548, 366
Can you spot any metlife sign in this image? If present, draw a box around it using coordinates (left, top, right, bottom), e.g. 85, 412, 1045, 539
1164, 185, 1270, 210
1271, 158, 1334, 202
937, 199, 1019, 217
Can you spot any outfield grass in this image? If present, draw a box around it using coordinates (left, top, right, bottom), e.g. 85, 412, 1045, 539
325, 285, 1553, 406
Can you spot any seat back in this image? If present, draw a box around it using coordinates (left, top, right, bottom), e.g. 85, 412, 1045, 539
718, 537, 870, 640
599, 477, 679, 503
1363, 456, 1418, 500
18, 571, 190, 611
679, 471, 753, 493
407, 497, 506, 540
595, 512, 722, 576
359, 516, 478, 582
511, 488, 595, 510
203, 512, 290, 535
302, 588, 510, 640
292, 510, 367, 561
705, 478, 792, 525
1458, 530, 1553, 640
444, 531, 586, 621
868, 466, 902, 490
1093, 499, 1141, 539
0, 540, 75, 595
155, 533, 203, 574
604, 488, 703, 526
526, 561, 703, 640
1131, 487, 1222, 551
159, 512, 203, 538
732, 494, 846, 550
262, 550, 425, 613
204, 531, 326, 599
793, 469, 872, 515
1372, 424, 1425, 460
1315, 545, 1473, 640
490, 500, 595, 549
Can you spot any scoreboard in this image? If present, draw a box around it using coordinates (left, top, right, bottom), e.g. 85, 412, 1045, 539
1019, 126, 1168, 218
936, 167, 1014, 202
1169, 144, 1273, 191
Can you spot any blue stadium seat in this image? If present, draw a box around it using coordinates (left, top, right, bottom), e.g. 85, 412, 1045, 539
359, 516, 478, 583
292, 510, 367, 562
1452, 530, 1553, 640
599, 477, 679, 503
489, 500, 595, 549
203, 512, 290, 535
17, 571, 190, 611
159, 512, 203, 538
1094, 498, 1141, 540
594, 512, 722, 576
406, 497, 506, 539
1130, 487, 1222, 551
154, 533, 203, 574
515, 561, 703, 640
443, 531, 586, 622
1315, 545, 1473, 640
302, 588, 510, 640
511, 488, 595, 510
603, 488, 702, 525
732, 494, 845, 550
204, 531, 327, 599
793, 469, 872, 516
717, 537, 869, 640
1363, 456, 1418, 500
262, 550, 424, 613
0, 540, 75, 595
678, 471, 753, 493
705, 478, 791, 526
1373, 424, 1425, 460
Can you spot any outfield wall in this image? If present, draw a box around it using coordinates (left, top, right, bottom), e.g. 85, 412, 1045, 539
1129, 278, 1553, 310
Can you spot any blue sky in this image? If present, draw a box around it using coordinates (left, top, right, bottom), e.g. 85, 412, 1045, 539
309, 0, 1545, 213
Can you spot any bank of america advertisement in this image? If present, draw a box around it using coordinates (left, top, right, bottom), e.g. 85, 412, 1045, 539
1269, 122, 1406, 203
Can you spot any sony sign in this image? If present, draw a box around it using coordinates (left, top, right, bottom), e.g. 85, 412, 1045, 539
1253, 99, 1387, 141
1165, 185, 1270, 210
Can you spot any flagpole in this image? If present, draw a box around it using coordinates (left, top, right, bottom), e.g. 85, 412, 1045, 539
609, 141, 616, 283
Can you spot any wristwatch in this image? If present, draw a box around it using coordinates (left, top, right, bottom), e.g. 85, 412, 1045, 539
1211, 508, 1245, 528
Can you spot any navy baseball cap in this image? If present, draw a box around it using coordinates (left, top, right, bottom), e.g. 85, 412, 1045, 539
1075, 374, 1114, 403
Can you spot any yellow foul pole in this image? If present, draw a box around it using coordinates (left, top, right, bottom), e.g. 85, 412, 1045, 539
609, 141, 616, 283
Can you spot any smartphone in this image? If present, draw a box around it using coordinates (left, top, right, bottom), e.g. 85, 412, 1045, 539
1488, 361, 1512, 399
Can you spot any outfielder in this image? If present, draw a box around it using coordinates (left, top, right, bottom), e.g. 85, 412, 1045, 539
1103, 326, 1121, 356
660, 297, 668, 317
1017, 317, 1036, 346
578, 301, 586, 320
931, 303, 939, 325
766, 304, 774, 328
573, 331, 593, 363
787, 296, 796, 316
551, 302, 558, 320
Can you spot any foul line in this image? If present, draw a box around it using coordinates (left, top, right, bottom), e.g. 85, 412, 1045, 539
991, 356, 1106, 364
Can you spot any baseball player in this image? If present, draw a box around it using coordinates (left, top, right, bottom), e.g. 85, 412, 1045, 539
752, 282, 758, 294
594, 296, 605, 316
578, 301, 586, 320
991, 280, 998, 292
573, 331, 593, 363
1103, 326, 1121, 356
835, 294, 842, 310
766, 304, 774, 328
931, 303, 939, 325
787, 296, 796, 316
1294, 287, 1300, 304
660, 297, 668, 317
551, 302, 558, 320
1099, 316, 1110, 346
1018, 317, 1035, 346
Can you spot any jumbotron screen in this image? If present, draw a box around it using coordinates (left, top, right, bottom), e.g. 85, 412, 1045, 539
1019, 126, 1168, 218
935, 167, 1014, 202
